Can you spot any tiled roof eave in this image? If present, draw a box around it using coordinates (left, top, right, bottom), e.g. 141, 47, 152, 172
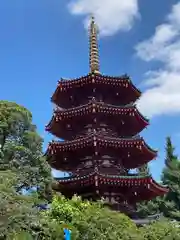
47, 134, 156, 156
50, 101, 148, 123
51, 73, 141, 96
55, 172, 151, 183
150, 179, 169, 193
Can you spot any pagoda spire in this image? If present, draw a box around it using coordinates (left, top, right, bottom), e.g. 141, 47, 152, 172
89, 16, 100, 74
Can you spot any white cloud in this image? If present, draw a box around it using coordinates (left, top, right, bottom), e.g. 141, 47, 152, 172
68, 0, 139, 36
136, 2, 180, 118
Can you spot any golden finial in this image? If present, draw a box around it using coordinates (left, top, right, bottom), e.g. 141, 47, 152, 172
89, 15, 100, 74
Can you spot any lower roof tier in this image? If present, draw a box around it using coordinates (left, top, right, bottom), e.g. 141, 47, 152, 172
52, 73, 141, 108
46, 134, 157, 170
46, 101, 148, 140
53, 172, 168, 203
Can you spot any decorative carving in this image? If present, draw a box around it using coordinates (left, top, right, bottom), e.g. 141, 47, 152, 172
138, 164, 150, 175
89, 16, 100, 74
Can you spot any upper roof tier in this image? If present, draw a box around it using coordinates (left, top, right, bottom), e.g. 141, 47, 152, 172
46, 100, 148, 140
51, 73, 141, 108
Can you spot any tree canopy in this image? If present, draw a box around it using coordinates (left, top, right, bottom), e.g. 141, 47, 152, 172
0, 170, 40, 239
161, 137, 180, 220
0, 100, 52, 196
1, 176, 180, 240
137, 136, 180, 221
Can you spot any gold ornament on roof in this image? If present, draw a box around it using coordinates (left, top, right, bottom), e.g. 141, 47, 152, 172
89, 16, 100, 74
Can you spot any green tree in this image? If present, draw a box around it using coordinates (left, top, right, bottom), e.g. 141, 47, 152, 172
1, 174, 180, 240
141, 220, 180, 240
138, 163, 150, 175
137, 197, 163, 218
0, 170, 39, 239
137, 137, 180, 220
161, 137, 180, 220
0, 100, 52, 196
44, 194, 142, 240
43, 194, 180, 240
0, 170, 67, 240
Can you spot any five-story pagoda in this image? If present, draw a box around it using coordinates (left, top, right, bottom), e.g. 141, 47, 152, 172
46, 17, 168, 217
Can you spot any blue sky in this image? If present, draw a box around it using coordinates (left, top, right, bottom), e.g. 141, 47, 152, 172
1, 0, 180, 181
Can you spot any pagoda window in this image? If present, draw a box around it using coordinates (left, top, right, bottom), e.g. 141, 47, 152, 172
86, 124, 92, 128
85, 160, 93, 168
102, 155, 113, 160
88, 96, 93, 102
82, 156, 92, 163
102, 160, 111, 167
105, 196, 109, 202
98, 94, 103, 102
88, 128, 92, 133
111, 197, 116, 203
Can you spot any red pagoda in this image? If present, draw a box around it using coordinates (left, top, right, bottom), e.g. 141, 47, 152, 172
46, 17, 168, 217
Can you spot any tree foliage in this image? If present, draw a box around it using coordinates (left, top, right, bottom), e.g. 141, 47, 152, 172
161, 137, 180, 220
0, 101, 52, 195
0, 170, 40, 239
43, 194, 142, 240
141, 220, 180, 240
0, 171, 180, 239
40, 194, 180, 240
137, 137, 180, 221
138, 163, 150, 175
